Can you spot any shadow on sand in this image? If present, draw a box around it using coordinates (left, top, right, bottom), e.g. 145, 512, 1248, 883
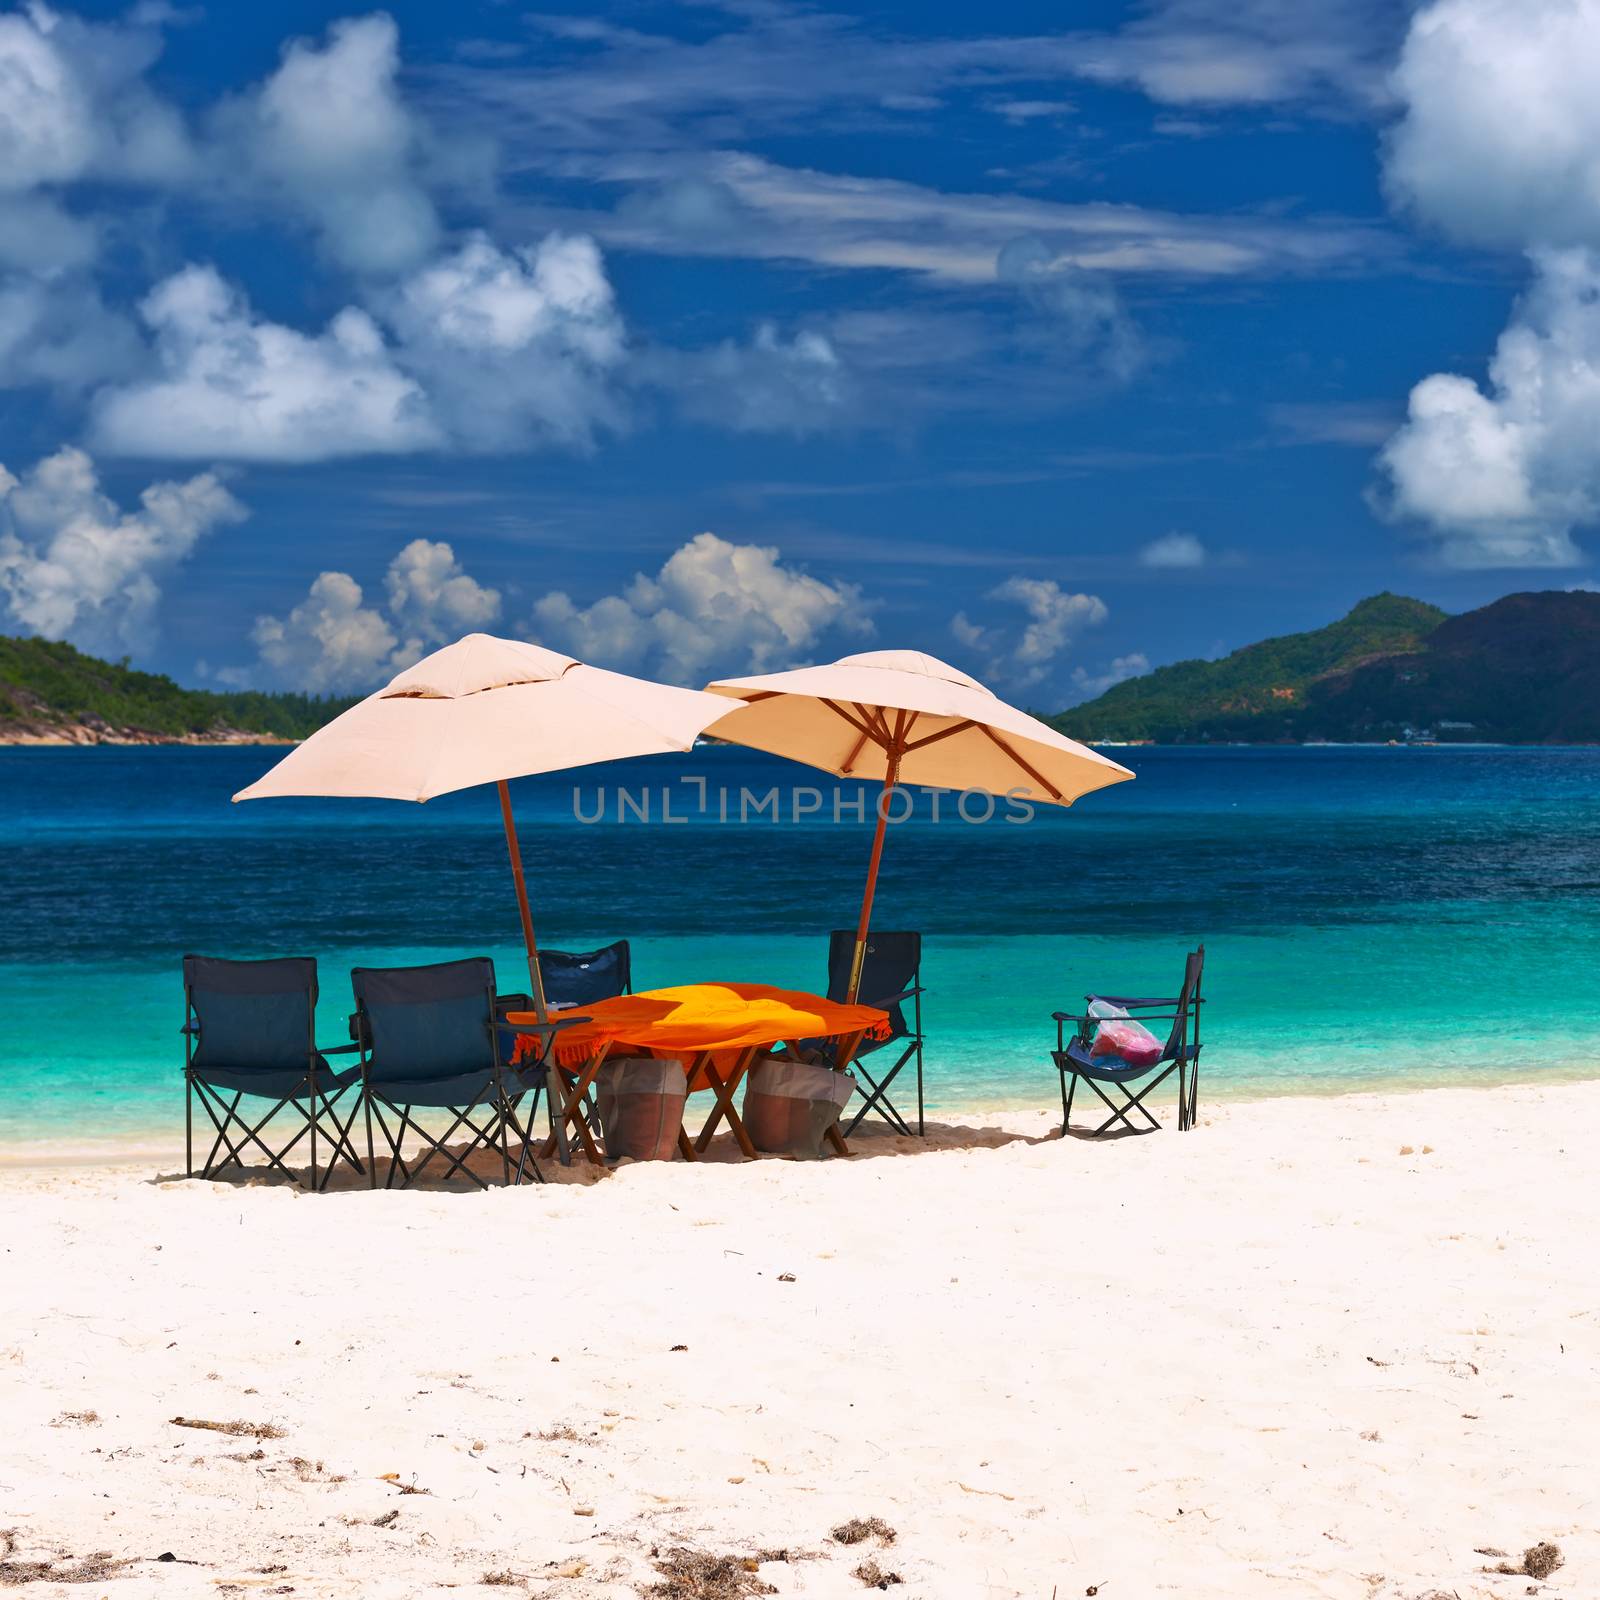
149, 1115, 1085, 1194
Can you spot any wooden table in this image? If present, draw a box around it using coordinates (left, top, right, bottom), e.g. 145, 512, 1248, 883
506, 982, 888, 1166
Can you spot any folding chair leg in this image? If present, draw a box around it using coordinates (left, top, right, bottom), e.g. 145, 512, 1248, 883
196, 1085, 292, 1179
841, 1041, 918, 1138
364, 1089, 378, 1190
843, 1058, 912, 1138
507, 1097, 544, 1185
368, 1099, 406, 1189
915, 1040, 924, 1138
1081, 1064, 1178, 1137
316, 1093, 366, 1192
1084, 1077, 1158, 1136
185, 1078, 193, 1179
316, 1089, 365, 1174
195, 1085, 243, 1177
368, 1097, 502, 1190
232, 1093, 317, 1180
190, 1082, 325, 1185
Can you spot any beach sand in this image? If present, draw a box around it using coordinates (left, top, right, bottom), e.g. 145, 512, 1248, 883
2, 1082, 1597, 1598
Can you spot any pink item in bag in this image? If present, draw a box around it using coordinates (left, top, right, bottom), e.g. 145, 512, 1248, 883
1090, 1017, 1164, 1067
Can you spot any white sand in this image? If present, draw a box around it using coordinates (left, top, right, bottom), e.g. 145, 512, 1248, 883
2, 1082, 1597, 1599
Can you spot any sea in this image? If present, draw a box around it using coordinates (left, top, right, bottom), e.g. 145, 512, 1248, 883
3, 742, 1599, 1152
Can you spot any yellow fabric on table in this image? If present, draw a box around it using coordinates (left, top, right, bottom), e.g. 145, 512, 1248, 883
508, 981, 890, 1091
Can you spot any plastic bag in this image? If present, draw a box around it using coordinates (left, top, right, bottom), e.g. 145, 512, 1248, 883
1087, 999, 1164, 1067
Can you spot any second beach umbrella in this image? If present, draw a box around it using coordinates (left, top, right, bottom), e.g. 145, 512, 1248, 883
702, 649, 1133, 1001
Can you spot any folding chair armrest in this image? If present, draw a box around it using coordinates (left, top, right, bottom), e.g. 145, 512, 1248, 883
179, 1021, 199, 1036
1051, 1010, 1088, 1024
862, 985, 922, 1009
506, 1013, 593, 1034
318, 1042, 361, 1056
1087, 993, 1182, 1009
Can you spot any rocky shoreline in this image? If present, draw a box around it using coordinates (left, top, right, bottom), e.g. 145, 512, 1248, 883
0, 717, 294, 747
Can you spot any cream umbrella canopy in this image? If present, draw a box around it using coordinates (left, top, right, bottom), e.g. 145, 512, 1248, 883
703, 649, 1134, 1001
234, 633, 737, 1020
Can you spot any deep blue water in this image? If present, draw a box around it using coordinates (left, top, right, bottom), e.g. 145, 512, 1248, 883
4, 743, 1600, 1146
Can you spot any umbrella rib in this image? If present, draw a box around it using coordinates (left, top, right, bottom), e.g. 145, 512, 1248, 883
977, 723, 1064, 802
821, 698, 878, 742
860, 703, 897, 747
839, 725, 872, 775
902, 718, 976, 752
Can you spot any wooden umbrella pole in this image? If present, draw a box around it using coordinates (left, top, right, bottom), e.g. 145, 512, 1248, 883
846, 746, 902, 1004
497, 779, 549, 1023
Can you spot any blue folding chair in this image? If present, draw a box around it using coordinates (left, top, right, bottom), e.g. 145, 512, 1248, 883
823, 930, 925, 1137
541, 940, 632, 1006
502, 942, 631, 1162
1052, 946, 1205, 1136
351, 957, 577, 1188
182, 955, 364, 1191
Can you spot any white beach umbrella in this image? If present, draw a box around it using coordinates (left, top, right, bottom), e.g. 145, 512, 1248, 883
234, 633, 736, 1019
703, 649, 1133, 1000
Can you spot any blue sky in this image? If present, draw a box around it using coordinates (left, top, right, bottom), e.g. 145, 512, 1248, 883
0, 0, 1595, 703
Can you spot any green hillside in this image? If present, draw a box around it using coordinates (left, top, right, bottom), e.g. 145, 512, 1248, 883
1053, 593, 1449, 743
1302, 591, 1600, 744
0, 636, 350, 743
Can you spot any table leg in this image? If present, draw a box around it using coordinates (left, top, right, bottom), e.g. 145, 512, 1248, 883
694, 1046, 759, 1159
538, 1048, 606, 1167
720, 1047, 759, 1160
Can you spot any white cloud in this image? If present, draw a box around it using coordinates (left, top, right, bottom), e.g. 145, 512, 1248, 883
566, 151, 1388, 287
649, 322, 855, 436
1378, 3, 1600, 567
440, 2, 1398, 171
384, 536, 500, 638
0, 6, 97, 192
91, 234, 634, 462
90, 264, 440, 462
250, 537, 501, 691
1071, 651, 1151, 701
1379, 249, 1600, 568
252, 571, 400, 694
531, 531, 871, 683
0, 3, 189, 198
0, 444, 244, 648
991, 99, 1075, 122
951, 576, 1109, 689
384, 232, 627, 451
1073, 0, 1403, 111
1267, 399, 1396, 447
1385, 0, 1600, 253
213, 12, 439, 275
1139, 531, 1207, 568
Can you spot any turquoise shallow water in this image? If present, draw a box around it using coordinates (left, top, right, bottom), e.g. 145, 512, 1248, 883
4, 743, 1600, 1147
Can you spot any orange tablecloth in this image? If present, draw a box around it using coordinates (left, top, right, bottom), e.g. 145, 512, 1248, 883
509, 982, 890, 1091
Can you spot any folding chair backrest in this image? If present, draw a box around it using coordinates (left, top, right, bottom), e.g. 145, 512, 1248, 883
1163, 946, 1205, 1059
183, 955, 317, 1073
494, 991, 532, 1062
540, 941, 631, 1007
826, 930, 920, 1039
350, 958, 498, 1083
